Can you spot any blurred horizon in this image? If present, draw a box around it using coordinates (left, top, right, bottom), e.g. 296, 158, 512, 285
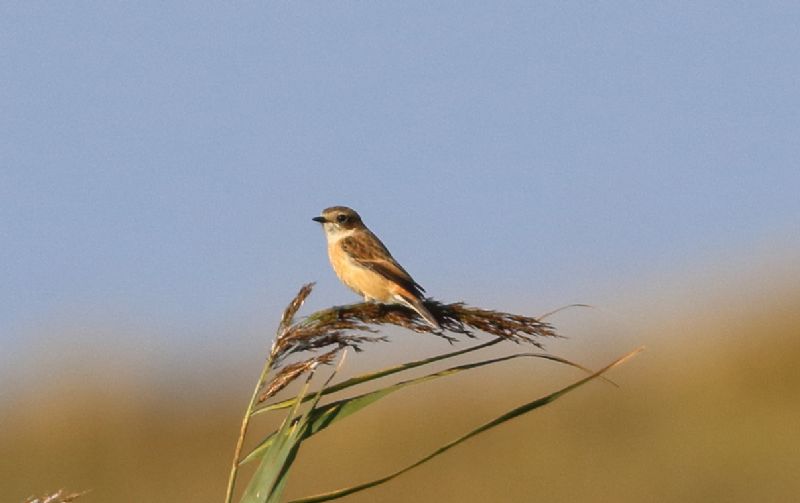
5, 232, 797, 395
3, 248, 800, 501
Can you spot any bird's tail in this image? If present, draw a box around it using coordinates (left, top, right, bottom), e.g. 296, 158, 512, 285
394, 293, 441, 330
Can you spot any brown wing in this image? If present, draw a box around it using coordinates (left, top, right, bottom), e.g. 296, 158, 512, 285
340, 232, 426, 298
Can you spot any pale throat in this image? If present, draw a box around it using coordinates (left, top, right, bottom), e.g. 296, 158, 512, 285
324, 226, 358, 243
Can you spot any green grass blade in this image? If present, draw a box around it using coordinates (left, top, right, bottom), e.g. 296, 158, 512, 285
253, 337, 505, 416
239, 432, 276, 467
249, 422, 306, 503
239, 368, 317, 503
287, 347, 643, 503
243, 350, 603, 465
243, 350, 503, 466
302, 351, 608, 439
239, 355, 348, 502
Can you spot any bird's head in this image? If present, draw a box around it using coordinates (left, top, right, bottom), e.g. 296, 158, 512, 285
313, 206, 364, 237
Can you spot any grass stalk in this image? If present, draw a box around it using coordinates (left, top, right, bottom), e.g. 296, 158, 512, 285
224, 351, 277, 503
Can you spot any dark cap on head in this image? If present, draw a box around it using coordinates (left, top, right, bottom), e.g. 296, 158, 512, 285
312, 206, 362, 227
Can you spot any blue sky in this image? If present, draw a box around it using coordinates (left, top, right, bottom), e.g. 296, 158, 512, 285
2, 2, 799, 376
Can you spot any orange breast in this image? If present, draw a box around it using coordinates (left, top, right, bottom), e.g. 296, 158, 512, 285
327, 242, 397, 302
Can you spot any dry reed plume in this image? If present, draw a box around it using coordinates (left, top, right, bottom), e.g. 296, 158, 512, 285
259, 283, 559, 402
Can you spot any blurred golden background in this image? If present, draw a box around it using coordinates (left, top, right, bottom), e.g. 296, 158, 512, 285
4, 252, 799, 502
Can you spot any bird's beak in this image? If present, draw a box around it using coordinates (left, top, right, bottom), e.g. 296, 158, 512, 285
312, 216, 327, 223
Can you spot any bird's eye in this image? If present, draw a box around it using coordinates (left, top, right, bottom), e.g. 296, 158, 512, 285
336, 214, 348, 223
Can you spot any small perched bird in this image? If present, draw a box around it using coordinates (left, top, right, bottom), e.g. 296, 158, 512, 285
313, 206, 441, 329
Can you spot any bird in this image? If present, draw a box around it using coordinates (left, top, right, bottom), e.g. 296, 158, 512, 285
312, 206, 441, 329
